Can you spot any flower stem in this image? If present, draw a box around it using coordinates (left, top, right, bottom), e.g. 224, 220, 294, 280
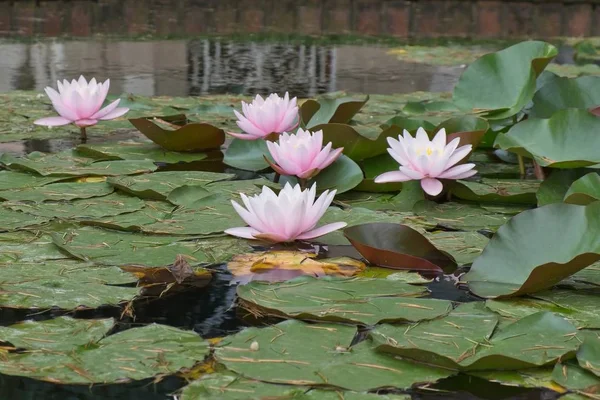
298, 178, 307, 190
273, 173, 280, 184
532, 159, 545, 180
517, 155, 525, 178
79, 127, 87, 142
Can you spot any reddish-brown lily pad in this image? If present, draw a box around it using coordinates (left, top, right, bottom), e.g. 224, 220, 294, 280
344, 223, 457, 273
129, 114, 225, 152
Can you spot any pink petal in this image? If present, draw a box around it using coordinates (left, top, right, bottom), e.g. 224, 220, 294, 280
227, 131, 261, 140
90, 99, 121, 120
224, 227, 261, 239
296, 222, 348, 240
437, 163, 477, 180
421, 178, 443, 196
253, 232, 292, 243
75, 119, 98, 127
316, 147, 343, 170
98, 107, 129, 121
449, 168, 478, 180
374, 170, 412, 183
444, 144, 473, 168
33, 116, 72, 127
45, 87, 78, 121
399, 166, 425, 180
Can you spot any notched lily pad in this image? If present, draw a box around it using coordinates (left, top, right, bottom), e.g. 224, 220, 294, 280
344, 223, 457, 273
451, 179, 540, 205
238, 275, 449, 325
129, 114, 225, 151
302, 95, 369, 128
76, 141, 210, 164
0, 181, 114, 203
563, 172, 600, 205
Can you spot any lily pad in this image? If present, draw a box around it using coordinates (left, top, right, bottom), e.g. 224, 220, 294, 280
215, 319, 452, 391
280, 155, 363, 194
51, 227, 251, 267
453, 41, 557, 119
76, 141, 210, 163
79, 200, 175, 232
564, 172, 600, 205
464, 202, 600, 298
0, 322, 209, 384
237, 275, 447, 325
4, 192, 145, 220
577, 337, 600, 378
0, 231, 70, 263
344, 223, 456, 273
129, 114, 225, 151
536, 169, 591, 206
107, 171, 234, 200
0, 208, 50, 231
223, 139, 270, 172
0, 151, 157, 177
450, 179, 540, 205
424, 231, 489, 266
374, 307, 578, 371
530, 75, 600, 118
302, 95, 369, 128
468, 368, 559, 391
227, 251, 366, 284
495, 109, 600, 168
552, 362, 600, 393
0, 261, 139, 309
0, 171, 64, 191
0, 181, 114, 202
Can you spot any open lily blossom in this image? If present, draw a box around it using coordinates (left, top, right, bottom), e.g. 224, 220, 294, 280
375, 128, 477, 196
229, 92, 298, 140
225, 183, 347, 243
266, 128, 343, 179
34, 76, 129, 139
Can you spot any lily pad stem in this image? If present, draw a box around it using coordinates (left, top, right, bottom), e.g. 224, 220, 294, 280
532, 159, 545, 180
299, 178, 308, 190
273, 173, 281, 184
517, 155, 525, 178
80, 127, 87, 141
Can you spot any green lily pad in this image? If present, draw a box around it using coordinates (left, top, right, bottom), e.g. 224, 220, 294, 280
424, 231, 489, 266
495, 109, 600, 168
0, 208, 50, 231
107, 171, 234, 200
344, 223, 457, 273
0, 171, 64, 191
0, 261, 139, 309
530, 75, 600, 118
468, 368, 558, 390
536, 169, 591, 206
76, 141, 210, 163
374, 308, 578, 371
79, 200, 175, 232
552, 362, 600, 393
577, 337, 600, 378
564, 172, 600, 205
237, 276, 449, 326
280, 155, 363, 194
4, 192, 145, 220
0, 231, 70, 263
302, 95, 369, 128
223, 139, 270, 172
0, 151, 157, 177
129, 114, 225, 151
51, 227, 251, 267
453, 41, 557, 119
0, 181, 114, 202
0, 317, 113, 351
451, 179, 540, 205
0, 322, 209, 384
215, 319, 452, 391
464, 202, 600, 298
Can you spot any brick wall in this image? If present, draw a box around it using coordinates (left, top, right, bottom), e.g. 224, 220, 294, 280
1, 0, 598, 38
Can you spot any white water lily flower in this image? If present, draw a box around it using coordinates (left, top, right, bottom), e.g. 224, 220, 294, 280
225, 183, 346, 243
229, 92, 298, 140
375, 127, 477, 196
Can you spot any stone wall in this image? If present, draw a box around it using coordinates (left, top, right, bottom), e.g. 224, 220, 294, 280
1, 0, 598, 38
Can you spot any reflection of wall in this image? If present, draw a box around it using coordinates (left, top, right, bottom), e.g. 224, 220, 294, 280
0, 0, 598, 39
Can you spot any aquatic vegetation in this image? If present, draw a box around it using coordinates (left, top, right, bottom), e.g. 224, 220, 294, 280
34, 76, 129, 140
265, 128, 343, 180
374, 127, 476, 196
224, 183, 346, 242
229, 92, 298, 140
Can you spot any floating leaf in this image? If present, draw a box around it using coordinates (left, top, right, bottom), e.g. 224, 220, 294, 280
530, 75, 600, 118
464, 202, 600, 298
537, 169, 591, 206
453, 41, 557, 119
344, 223, 457, 273
237, 276, 448, 325
76, 141, 210, 163
223, 138, 271, 171
280, 155, 363, 194
552, 362, 600, 393
438, 116, 489, 152
0, 181, 114, 203
80, 200, 175, 232
424, 231, 489, 266
564, 172, 600, 205
107, 171, 234, 200
0, 151, 157, 177
227, 251, 365, 284
355, 154, 404, 193
0, 323, 209, 384
374, 306, 578, 370
468, 368, 560, 391
0, 231, 69, 263
302, 95, 369, 128
0, 171, 64, 191
215, 319, 452, 391
578, 337, 600, 378
0, 208, 50, 232
0, 261, 139, 310
495, 109, 600, 168
129, 114, 225, 151
51, 227, 251, 267
451, 179, 540, 205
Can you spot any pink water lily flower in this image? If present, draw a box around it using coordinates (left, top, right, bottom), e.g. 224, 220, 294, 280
266, 128, 343, 180
229, 92, 298, 140
34, 76, 129, 138
375, 128, 477, 196
225, 183, 347, 243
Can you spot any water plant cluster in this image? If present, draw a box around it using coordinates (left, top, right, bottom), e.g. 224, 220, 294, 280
0, 40, 599, 399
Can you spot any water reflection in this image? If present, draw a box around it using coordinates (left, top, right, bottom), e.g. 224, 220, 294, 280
0, 39, 464, 97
